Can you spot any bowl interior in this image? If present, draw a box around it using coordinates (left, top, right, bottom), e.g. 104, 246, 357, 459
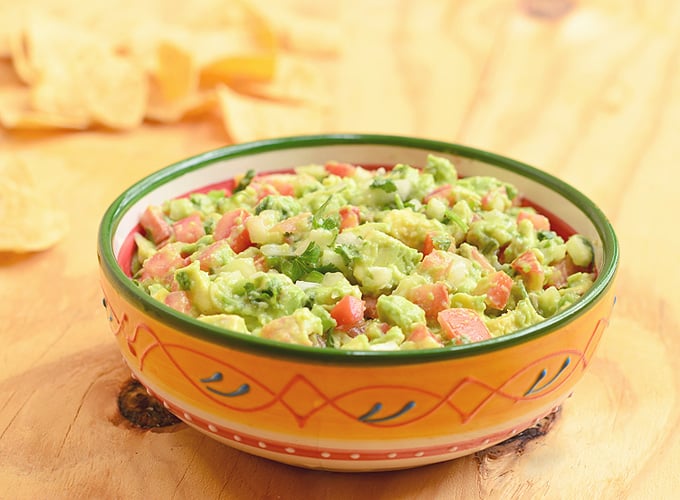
99, 134, 619, 361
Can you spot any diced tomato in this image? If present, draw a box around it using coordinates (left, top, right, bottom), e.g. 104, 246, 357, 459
139, 247, 187, 283
228, 228, 252, 254
406, 282, 450, 321
511, 250, 545, 291
164, 291, 192, 314
214, 209, 249, 239
468, 246, 495, 272
214, 209, 253, 253
260, 175, 295, 196
419, 250, 454, 281
437, 308, 491, 344
271, 212, 312, 234
423, 184, 454, 205
193, 239, 232, 272
248, 180, 279, 201
481, 271, 514, 310
517, 211, 551, 231
407, 324, 444, 347
423, 232, 435, 256
172, 213, 205, 243
139, 206, 171, 245
330, 295, 366, 327
339, 206, 361, 230
325, 161, 357, 177
423, 231, 453, 255
548, 255, 588, 289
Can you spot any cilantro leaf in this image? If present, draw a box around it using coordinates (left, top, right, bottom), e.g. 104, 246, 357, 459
334, 243, 360, 265
276, 242, 322, 282
370, 178, 397, 193
537, 230, 556, 241
313, 216, 340, 231
442, 209, 468, 232
311, 195, 340, 231
233, 170, 255, 193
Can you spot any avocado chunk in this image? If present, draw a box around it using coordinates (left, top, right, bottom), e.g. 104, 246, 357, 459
174, 260, 217, 315
259, 308, 323, 346
423, 154, 458, 184
566, 234, 594, 267
485, 298, 544, 337
345, 224, 422, 295
255, 194, 302, 219
377, 209, 449, 250
302, 272, 361, 306
376, 295, 426, 333
210, 271, 307, 331
198, 314, 250, 334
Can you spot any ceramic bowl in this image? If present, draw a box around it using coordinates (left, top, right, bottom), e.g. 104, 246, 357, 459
97, 134, 619, 471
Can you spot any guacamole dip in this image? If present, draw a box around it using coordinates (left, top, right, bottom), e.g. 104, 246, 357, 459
131, 155, 596, 351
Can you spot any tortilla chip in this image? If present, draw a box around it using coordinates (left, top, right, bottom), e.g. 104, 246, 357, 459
200, 53, 277, 87
8, 28, 37, 85
0, 85, 90, 130
228, 54, 327, 105
0, 155, 68, 253
0, 0, 311, 132
194, 0, 277, 85
27, 63, 91, 125
156, 40, 199, 102
0, 108, 91, 130
250, 1, 339, 55
78, 45, 148, 130
146, 82, 216, 123
0, 58, 22, 86
0, 35, 9, 59
216, 84, 325, 143
17, 15, 147, 130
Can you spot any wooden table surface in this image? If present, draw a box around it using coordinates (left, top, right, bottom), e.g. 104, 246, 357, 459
2, 1, 679, 498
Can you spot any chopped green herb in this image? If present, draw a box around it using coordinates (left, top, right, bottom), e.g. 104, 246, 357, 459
370, 178, 397, 193
312, 195, 340, 230
537, 230, 557, 241
175, 271, 191, 291
334, 243, 360, 265
276, 242, 323, 282
233, 169, 255, 193
442, 209, 468, 231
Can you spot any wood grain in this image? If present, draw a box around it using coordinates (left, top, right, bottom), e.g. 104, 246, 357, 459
2, 0, 680, 498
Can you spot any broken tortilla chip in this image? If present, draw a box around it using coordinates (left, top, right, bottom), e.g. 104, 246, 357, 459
0, 86, 90, 130
146, 84, 216, 123
20, 16, 147, 130
249, 0, 339, 56
8, 28, 38, 85
0, 108, 91, 130
199, 0, 277, 86
0, 0, 332, 136
0, 155, 68, 253
227, 54, 327, 105
78, 45, 148, 129
200, 53, 277, 87
216, 84, 325, 143
156, 41, 199, 102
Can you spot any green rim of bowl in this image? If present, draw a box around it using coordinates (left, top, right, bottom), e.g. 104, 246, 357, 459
98, 134, 619, 365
